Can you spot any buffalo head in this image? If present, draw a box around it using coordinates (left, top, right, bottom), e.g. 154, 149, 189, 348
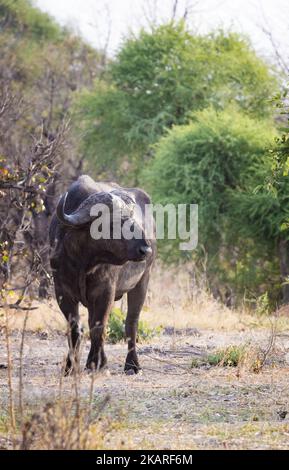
56, 189, 152, 265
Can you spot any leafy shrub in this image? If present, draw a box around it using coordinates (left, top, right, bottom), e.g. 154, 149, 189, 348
142, 107, 280, 304
0, 0, 63, 42
107, 307, 161, 344
76, 23, 277, 176
143, 107, 274, 255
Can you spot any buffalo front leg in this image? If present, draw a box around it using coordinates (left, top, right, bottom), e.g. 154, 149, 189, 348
86, 291, 114, 372
57, 295, 82, 376
125, 274, 149, 374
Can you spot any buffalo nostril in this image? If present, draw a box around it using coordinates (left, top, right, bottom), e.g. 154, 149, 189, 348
139, 245, 152, 256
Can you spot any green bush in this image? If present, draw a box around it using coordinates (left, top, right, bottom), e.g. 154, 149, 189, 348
107, 307, 162, 344
75, 23, 277, 178
143, 107, 274, 251
142, 107, 283, 304
0, 0, 63, 42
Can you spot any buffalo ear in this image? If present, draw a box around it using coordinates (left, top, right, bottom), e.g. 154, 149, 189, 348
111, 189, 136, 205
110, 193, 123, 210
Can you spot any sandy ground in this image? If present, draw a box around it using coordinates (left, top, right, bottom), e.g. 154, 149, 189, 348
2, 318, 289, 450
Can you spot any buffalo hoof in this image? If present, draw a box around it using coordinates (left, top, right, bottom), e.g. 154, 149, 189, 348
125, 368, 137, 376
63, 357, 80, 376
84, 365, 110, 376
124, 356, 141, 375
85, 358, 108, 373
124, 366, 141, 375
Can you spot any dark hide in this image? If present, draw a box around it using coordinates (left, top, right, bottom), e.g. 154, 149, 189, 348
49, 175, 156, 375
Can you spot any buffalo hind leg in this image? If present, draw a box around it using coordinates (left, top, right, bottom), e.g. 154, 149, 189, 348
86, 291, 114, 372
125, 274, 149, 374
57, 295, 82, 376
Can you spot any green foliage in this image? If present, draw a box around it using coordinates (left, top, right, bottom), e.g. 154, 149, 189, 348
142, 107, 280, 301
1, 2, 286, 306
271, 88, 289, 172
76, 22, 277, 178
143, 107, 275, 251
207, 345, 246, 367
0, 0, 101, 149
225, 93, 289, 245
220, 89, 289, 304
112, 25, 275, 119
106, 307, 125, 344
192, 344, 264, 373
255, 291, 271, 316
257, 88, 289, 241
0, 0, 63, 42
107, 307, 162, 344
75, 84, 134, 175
190, 345, 246, 368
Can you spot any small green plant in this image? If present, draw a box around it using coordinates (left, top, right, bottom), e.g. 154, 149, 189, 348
191, 344, 265, 372
107, 308, 161, 344
255, 291, 271, 316
207, 345, 246, 367
107, 308, 125, 344
191, 345, 247, 368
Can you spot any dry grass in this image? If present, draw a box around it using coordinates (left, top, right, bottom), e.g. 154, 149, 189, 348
20, 396, 111, 450
4, 262, 289, 334
145, 264, 289, 332
0, 303, 113, 450
1, 325, 289, 449
2, 262, 289, 450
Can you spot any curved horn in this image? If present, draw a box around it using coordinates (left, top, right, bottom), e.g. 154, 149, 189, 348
56, 192, 114, 227
56, 192, 70, 226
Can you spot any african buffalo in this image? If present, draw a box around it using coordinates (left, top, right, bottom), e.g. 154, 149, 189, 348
49, 175, 156, 375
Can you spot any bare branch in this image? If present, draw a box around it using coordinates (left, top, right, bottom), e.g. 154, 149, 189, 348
255, 0, 289, 74
260, 25, 289, 74
172, 0, 179, 20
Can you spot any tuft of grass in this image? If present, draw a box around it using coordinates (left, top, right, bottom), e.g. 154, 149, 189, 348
191, 344, 265, 372
107, 308, 162, 344
207, 345, 246, 367
0, 412, 9, 434
107, 308, 125, 344
20, 397, 111, 450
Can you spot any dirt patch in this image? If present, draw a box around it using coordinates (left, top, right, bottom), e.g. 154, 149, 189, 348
1, 323, 289, 449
